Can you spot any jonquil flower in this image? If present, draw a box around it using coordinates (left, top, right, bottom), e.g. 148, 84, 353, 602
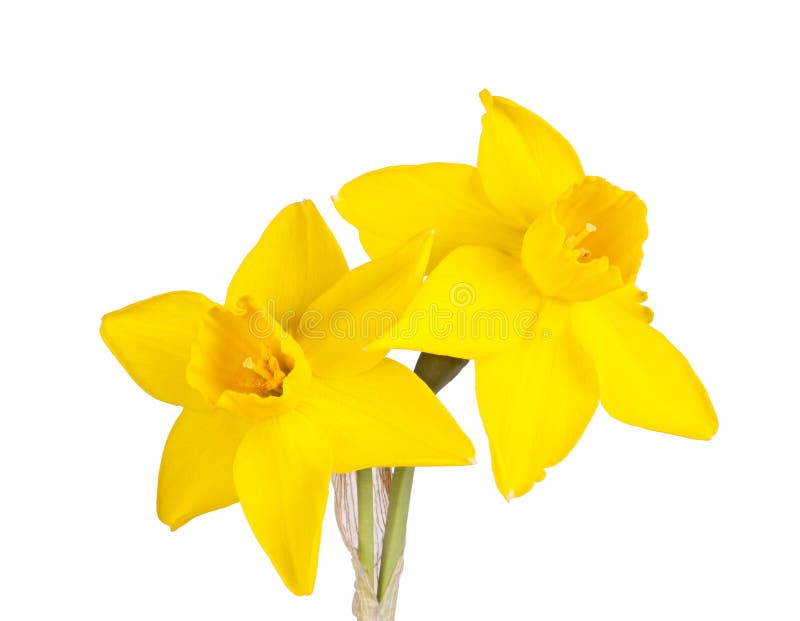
100, 200, 474, 595
334, 91, 717, 500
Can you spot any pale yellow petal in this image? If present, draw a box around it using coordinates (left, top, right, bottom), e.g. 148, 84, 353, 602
157, 407, 254, 529
572, 288, 718, 439
369, 245, 541, 359
234, 413, 332, 596
100, 291, 214, 406
297, 232, 433, 378
334, 163, 524, 270
298, 359, 475, 472
477, 90, 584, 223
225, 200, 348, 332
475, 301, 599, 498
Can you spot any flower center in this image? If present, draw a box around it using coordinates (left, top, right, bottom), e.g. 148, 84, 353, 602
521, 177, 648, 302
241, 352, 287, 397
185, 298, 311, 416
563, 222, 597, 262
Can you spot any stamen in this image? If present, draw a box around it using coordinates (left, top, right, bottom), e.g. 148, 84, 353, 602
564, 222, 597, 249
241, 352, 287, 397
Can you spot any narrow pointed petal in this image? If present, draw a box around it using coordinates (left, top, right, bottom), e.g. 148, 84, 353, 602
298, 359, 475, 472
157, 407, 254, 529
297, 232, 433, 378
477, 90, 584, 223
334, 163, 524, 270
225, 200, 348, 332
475, 302, 599, 498
572, 287, 718, 439
234, 413, 332, 596
100, 291, 214, 406
369, 245, 541, 359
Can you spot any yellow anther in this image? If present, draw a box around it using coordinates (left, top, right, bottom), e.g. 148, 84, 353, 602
564, 222, 597, 249
242, 352, 286, 396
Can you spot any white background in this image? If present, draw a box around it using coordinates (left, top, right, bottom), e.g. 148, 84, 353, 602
2, 1, 798, 619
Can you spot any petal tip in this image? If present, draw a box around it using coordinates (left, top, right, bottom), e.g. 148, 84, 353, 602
99, 309, 120, 342
698, 412, 719, 440
281, 198, 319, 220
479, 89, 493, 110
409, 227, 436, 245
158, 509, 187, 532
284, 577, 315, 597
299, 198, 318, 212
98, 315, 111, 344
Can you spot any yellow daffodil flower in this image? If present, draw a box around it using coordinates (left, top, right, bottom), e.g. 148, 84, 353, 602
100, 200, 475, 595
334, 91, 717, 500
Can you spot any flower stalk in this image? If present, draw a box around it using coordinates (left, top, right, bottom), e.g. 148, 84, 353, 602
376, 466, 412, 600
376, 354, 469, 603
357, 468, 375, 587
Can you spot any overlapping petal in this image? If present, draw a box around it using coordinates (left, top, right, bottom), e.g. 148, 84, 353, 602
334, 163, 524, 270
297, 231, 433, 378
100, 291, 214, 406
298, 359, 475, 472
369, 245, 541, 359
477, 90, 584, 223
572, 287, 718, 439
234, 412, 332, 596
157, 406, 255, 529
225, 200, 348, 332
475, 301, 599, 498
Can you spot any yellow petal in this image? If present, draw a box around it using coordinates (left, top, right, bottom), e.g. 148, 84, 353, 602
225, 200, 348, 332
334, 163, 524, 270
100, 291, 214, 406
477, 90, 584, 223
296, 231, 433, 378
572, 287, 718, 439
234, 413, 332, 596
358, 228, 398, 262
157, 406, 254, 529
370, 245, 541, 359
475, 301, 599, 499
298, 359, 475, 472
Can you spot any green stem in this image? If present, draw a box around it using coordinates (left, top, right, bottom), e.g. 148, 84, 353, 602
377, 466, 414, 600
356, 468, 375, 587
376, 353, 468, 601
